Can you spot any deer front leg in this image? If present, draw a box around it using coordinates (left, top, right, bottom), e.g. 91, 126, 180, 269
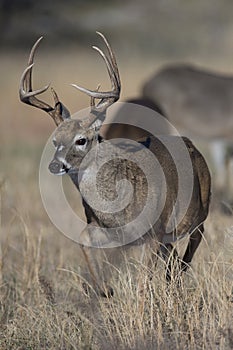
79, 227, 114, 297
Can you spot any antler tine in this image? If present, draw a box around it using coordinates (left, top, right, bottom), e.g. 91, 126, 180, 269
71, 32, 121, 125
19, 36, 51, 105
19, 37, 70, 126
71, 45, 118, 99
96, 31, 120, 87
19, 63, 50, 101
27, 36, 44, 92
92, 45, 118, 96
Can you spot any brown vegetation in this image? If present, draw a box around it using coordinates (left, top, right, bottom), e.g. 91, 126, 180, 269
0, 95, 232, 350
1, 21, 233, 347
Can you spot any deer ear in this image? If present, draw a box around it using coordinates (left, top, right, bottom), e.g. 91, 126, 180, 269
51, 87, 71, 123
79, 110, 105, 130
60, 102, 71, 120
54, 101, 71, 122
88, 110, 106, 130
90, 118, 104, 130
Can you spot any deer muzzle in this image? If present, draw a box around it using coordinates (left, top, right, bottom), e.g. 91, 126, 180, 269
49, 159, 69, 175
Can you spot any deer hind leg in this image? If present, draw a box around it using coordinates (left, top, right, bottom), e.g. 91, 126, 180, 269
146, 240, 160, 280
181, 223, 204, 272
225, 145, 233, 205
160, 243, 180, 282
159, 224, 204, 281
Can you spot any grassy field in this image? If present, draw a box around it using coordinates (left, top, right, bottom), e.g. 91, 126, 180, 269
0, 159, 232, 349
0, 45, 233, 348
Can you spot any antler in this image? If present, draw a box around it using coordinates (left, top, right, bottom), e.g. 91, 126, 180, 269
71, 32, 121, 128
19, 37, 70, 126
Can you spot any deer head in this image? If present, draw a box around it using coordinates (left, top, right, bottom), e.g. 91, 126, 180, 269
19, 32, 121, 176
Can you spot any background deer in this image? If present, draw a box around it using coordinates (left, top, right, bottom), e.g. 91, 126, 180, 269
101, 97, 168, 141
141, 64, 233, 203
20, 33, 211, 297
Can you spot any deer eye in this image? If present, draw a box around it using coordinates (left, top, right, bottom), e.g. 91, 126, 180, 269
75, 138, 87, 146
53, 139, 57, 147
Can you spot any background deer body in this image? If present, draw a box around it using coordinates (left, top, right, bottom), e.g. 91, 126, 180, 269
20, 34, 211, 296
142, 64, 233, 199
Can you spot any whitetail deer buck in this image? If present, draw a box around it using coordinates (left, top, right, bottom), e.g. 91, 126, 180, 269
20, 33, 211, 297
142, 64, 233, 201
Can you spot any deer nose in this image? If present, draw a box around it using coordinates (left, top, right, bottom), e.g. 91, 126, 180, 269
49, 160, 65, 175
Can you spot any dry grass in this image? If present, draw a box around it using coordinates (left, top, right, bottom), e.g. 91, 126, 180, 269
0, 43, 233, 349
0, 141, 233, 349
0, 217, 232, 349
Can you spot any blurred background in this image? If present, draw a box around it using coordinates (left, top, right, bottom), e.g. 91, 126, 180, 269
1, 0, 233, 144
1, 0, 233, 222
